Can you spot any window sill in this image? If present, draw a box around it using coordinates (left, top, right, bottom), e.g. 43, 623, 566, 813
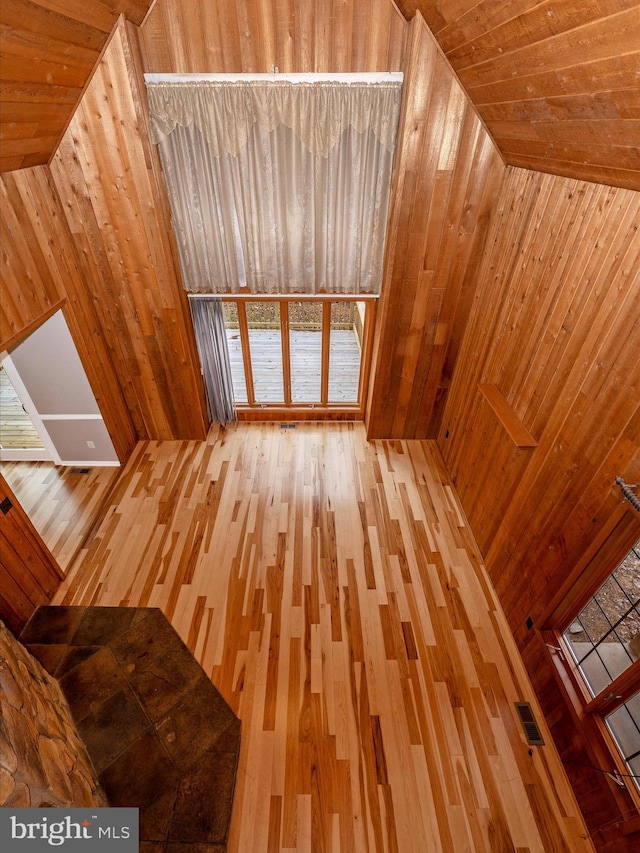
622, 813, 640, 836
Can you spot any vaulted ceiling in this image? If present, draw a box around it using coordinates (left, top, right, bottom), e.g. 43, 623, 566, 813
395, 1, 640, 189
1, 0, 639, 188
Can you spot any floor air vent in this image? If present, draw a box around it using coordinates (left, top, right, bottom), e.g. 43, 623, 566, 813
70, 467, 92, 475
515, 702, 545, 745
279, 423, 297, 429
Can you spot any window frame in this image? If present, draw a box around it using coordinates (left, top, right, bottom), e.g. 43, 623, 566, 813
542, 509, 640, 813
219, 294, 377, 420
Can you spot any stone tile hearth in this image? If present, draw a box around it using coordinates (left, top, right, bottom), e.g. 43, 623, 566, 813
20, 606, 240, 852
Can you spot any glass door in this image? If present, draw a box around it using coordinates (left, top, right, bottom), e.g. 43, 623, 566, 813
220, 296, 375, 417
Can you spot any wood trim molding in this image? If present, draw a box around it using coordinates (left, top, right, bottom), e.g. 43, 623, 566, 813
478, 383, 537, 447
0, 475, 64, 635
0, 299, 67, 354
321, 302, 331, 406
236, 407, 364, 422
585, 659, 640, 716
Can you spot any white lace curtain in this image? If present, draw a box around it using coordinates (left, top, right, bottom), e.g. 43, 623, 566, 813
145, 78, 402, 295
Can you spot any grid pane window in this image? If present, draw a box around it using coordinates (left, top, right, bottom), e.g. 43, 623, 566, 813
222, 302, 248, 403
563, 541, 640, 789
221, 298, 371, 411
247, 302, 284, 403
605, 692, 640, 790
563, 541, 640, 697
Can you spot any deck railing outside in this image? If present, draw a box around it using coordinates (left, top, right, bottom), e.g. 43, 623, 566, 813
222, 300, 357, 330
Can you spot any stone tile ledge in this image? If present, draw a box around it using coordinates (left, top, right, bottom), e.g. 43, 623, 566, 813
20, 606, 240, 851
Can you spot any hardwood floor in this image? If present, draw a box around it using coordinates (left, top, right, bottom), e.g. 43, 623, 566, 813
50, 423, 592, 852
2, 461, 119, 571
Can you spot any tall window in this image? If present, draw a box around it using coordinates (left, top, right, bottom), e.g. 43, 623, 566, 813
147, 75, 401, 422
562, 541, 640, 787
145, 74, 402, 297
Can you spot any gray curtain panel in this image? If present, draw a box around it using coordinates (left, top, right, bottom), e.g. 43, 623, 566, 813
190, 297, 237, 425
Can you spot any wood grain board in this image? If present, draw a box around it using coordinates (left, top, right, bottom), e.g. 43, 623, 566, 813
50, 19, 209, 443
0, 473, 63, 634
395, 1, 640, 190
3, 0, 638, 190
366, 12, 506, 440
138, 0, 407, 73
0, 167, 139, 462
439, 168, 640, 633
52, 422, 593, 852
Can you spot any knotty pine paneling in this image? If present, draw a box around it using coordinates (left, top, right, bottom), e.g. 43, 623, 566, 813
366, 12, 505, 440
138, 0, 407, 73
439, 167, 640, 625
395, 2, 640, 190
0, 0, 153, 172
0, 167, 138, 462
438, 167, 640, 850
52, 423, 593, 852
0, 170, 60, 345
0, 475, 63, 636
48, 19, 208, 444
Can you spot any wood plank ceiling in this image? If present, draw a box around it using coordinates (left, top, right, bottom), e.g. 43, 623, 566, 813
0, 0, 152, 172
395, 0, 640, 190
1, 1, 639, 188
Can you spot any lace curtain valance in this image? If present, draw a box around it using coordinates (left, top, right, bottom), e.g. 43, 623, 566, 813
145, 76, 403, 295
146, 79, 401, 157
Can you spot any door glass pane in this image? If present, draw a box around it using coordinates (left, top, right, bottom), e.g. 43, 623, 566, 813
605, 692, 640, 790
0, 364, 44, 448
596, 575, 637, 623
328, 301, 362, 403
247, 302, 284, 402
613, 544, 640, 600
222, 302, 247, 403
290, 301, 322, 403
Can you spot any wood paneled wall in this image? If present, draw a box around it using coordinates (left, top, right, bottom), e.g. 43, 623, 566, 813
0, 167, 138, 461
138, 0, 406, 72
396, 1, 640, 191
438, 166, 640, 850
0, 0, 153, 172
1, 18, 209, 450
49, 19, 208, 443
0, 475, 63, 636
366, 12, 505, 440
439, 167, 640, 620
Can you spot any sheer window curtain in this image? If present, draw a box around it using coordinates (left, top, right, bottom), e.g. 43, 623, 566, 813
145, 78, 402, 295
190, 297, 236, 425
